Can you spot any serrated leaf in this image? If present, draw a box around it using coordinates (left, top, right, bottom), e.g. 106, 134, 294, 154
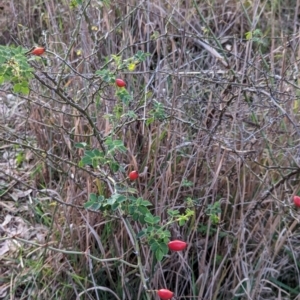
159, 242, 169, 255
84, 150, 95, 158
138, 206, 151, 215
137, 230, 146, 238
167, 209, 180, 216
150, 240, 159, 252
81, 156, 92, 166
144, 214, 160, 224
140, 199, 152, 206
155, 248, 164, 261
110, 161, 119, 172
20, 85, 29, 95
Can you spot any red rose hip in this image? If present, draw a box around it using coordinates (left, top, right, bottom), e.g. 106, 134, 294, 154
115, 78, 126, 87
294, 195, 300, 207
129, 170, 139, 181
168, 240, 187, 251
157, 289, 174, 300
25, 46, 46, 56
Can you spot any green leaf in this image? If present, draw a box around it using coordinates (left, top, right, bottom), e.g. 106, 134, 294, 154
84, 194, 105, 211
146, 117, 155, 126
182, 179, 193, 187
155, 248, 164, 261
115, 88, 132, 104
137, 229, 146, 238
75, 142, 87, 149
144, 213, 160, 225
84, 200, 101, 210
159, 242, 168, 256
90, 193, 97, 202
179, 218, 187, 226
113, 140, 127, 152
167, 209, 180, 217
107, 195, 117, 205
81, 149, 105, 167
20, 85, 29, 95
152, 242, 168, 261
107, 194, 127, 206
126, 110, 137, 119
84, 150, 95, 158
131, 212, 139, 221
134, 50, 150, 62
13, 81, 29, 94
112, 202, 120, 210
81, 156, 92, 166
105, 137, 127, 155
113, 104, 123, 120
137, 206, 151, 215
109, 161, 120, 172
149, 101, 166, 121
93, 149, 104, 157
150, 240, 159, 252
13, 83, 21, 93
95, 69, 115, 83
245, 31, 252, 40
140, 199, 152, 206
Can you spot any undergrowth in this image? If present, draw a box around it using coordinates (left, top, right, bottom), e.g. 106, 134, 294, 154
1, 0, 300, 299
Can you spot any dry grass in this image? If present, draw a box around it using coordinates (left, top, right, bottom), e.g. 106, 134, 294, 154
1, 0, 300, 299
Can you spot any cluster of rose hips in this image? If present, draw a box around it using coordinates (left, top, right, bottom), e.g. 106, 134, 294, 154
155, 192, 300, 299
120, 77, 186, 299
128, 168, 187, 299
154, 240, 187, 299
